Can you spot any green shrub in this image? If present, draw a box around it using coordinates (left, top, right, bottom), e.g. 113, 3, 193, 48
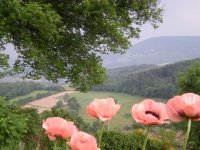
147, 138, 163, 150
159, 128, 177, 149
0, 97, 28, 150
100, 129, 163, 150
67, 97, 81, 114
21, 108, 41, 150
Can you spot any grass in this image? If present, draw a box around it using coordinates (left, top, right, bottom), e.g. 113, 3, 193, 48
9, 90, 51, 103
60, 91, 144, 130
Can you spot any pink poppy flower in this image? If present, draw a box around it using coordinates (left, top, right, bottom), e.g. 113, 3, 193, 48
42, 117, 77, 141
86, 98, 120, 121
68, 131, 99, 150
131, 99, 169, 125
166, 93, 200, 122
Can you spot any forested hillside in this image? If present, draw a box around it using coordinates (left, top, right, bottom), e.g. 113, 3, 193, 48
93, 59, 199, 99
108, 64, 156, 77
0, 82, 65, 99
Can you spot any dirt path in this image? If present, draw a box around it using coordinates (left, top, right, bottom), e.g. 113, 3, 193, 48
24, 90, 76, 113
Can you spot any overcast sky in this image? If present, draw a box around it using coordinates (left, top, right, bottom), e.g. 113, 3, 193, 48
132, 0, 200, 43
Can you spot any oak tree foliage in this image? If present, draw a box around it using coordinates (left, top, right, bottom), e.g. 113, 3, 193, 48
0, 0, 163, 91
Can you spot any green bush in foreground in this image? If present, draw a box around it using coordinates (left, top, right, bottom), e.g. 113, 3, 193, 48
101, 129, 163, 150
0, 97, 28, 150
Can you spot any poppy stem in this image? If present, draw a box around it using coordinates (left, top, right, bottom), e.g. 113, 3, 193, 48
65, 139, 70, 150
53, 140, 58, 150
107, 120, 110, 131
35, 136, 40, 150
182, 118, 192, 150
142, 125, 150, 150
98, 121, 105, 148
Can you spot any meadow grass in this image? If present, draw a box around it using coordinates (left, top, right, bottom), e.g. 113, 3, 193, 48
61, 91, 145, 130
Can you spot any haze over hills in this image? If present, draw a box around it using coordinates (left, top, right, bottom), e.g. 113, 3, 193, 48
102, 36, 200, 68
4, 36, 200, 69
2, 36, 200, 83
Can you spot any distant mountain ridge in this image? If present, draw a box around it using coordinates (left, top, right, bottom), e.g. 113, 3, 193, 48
102, 36, 200, 68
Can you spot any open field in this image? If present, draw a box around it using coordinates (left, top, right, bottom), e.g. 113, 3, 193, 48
60, 91, 145, 130
24, 91, 75, 113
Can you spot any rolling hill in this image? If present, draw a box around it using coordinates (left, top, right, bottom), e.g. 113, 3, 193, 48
102, 36, 200, 68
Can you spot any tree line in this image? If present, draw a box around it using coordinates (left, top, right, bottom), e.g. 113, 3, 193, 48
0, 81, 65, 99
93, 59, 199, 99
16, 92, 57, 105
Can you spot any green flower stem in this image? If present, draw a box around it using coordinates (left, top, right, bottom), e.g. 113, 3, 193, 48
98, 121, 105, 148
107, 120, 110, 131
182, 118, 192, 150
66, 145, 70, 150
35, 142, 40, 150
53, 140, 58, 150
35, 136, 40, 150
142, 125, 150, 150
66, 139, 70, 150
